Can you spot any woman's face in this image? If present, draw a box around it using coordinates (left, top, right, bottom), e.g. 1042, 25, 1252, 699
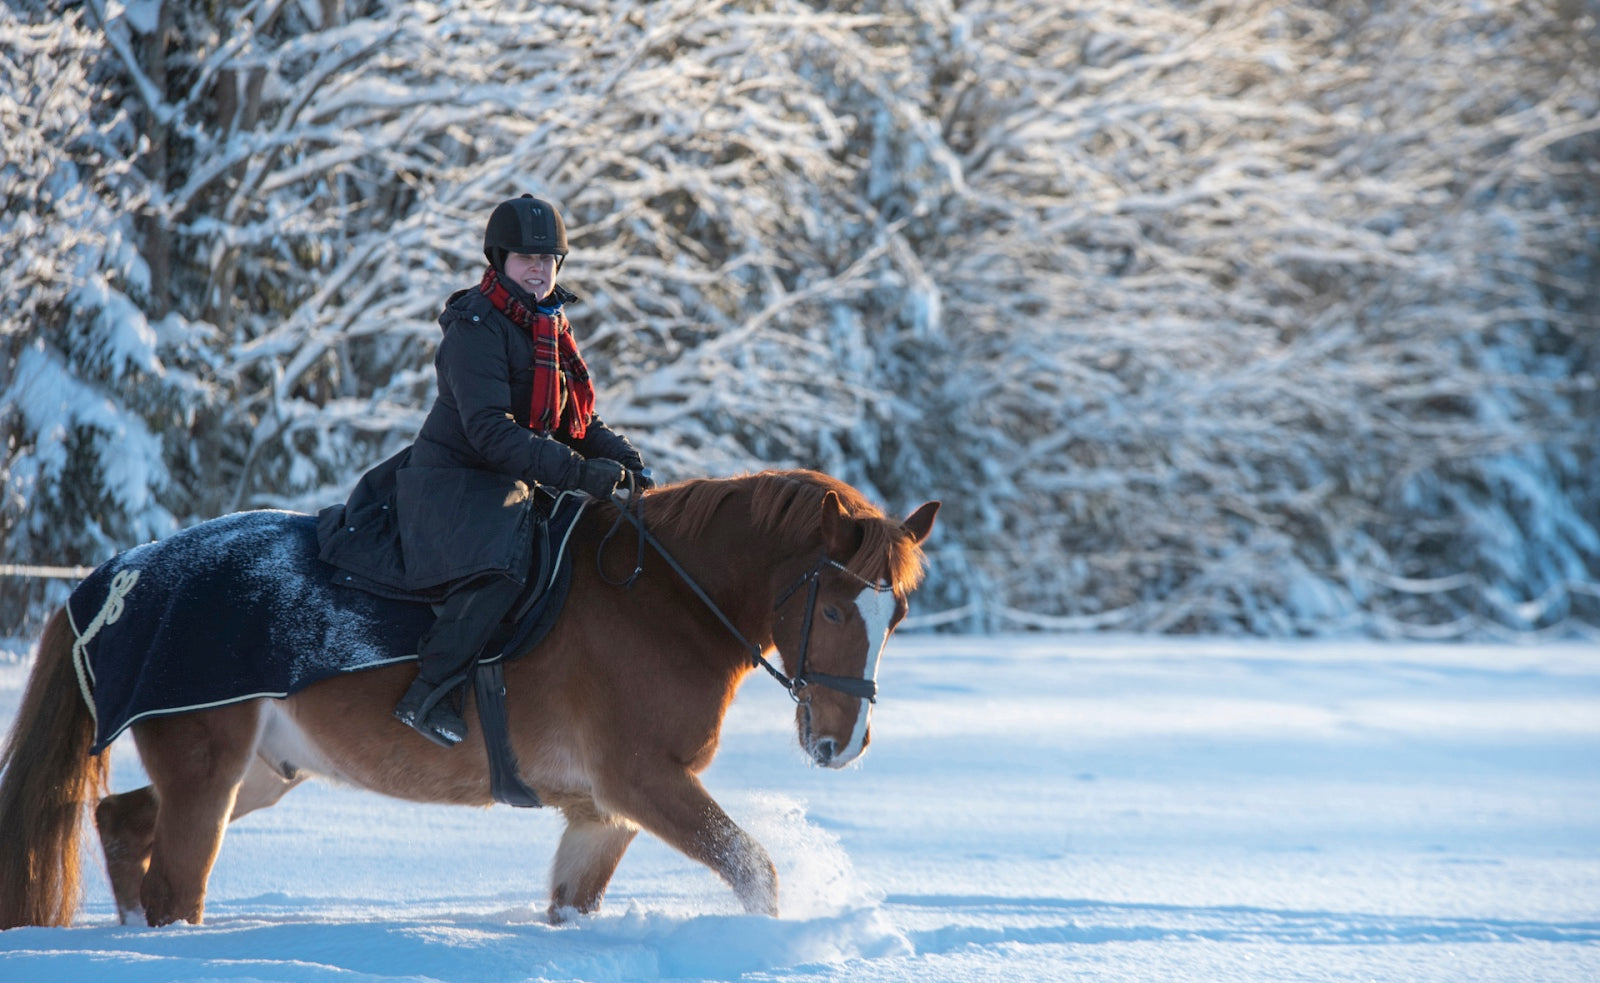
503, 252, 559, 301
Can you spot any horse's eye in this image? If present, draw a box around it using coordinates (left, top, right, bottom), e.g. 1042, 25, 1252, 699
822, 606, 844, 624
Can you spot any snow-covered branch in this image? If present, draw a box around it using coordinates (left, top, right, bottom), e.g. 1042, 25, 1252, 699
3, 0, 1595, 636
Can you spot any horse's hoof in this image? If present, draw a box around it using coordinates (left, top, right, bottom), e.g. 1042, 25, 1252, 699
547, 903, 581, 925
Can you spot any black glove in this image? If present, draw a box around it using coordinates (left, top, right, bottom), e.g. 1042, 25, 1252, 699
574, 458, 628, 499
614, 448, 653, 492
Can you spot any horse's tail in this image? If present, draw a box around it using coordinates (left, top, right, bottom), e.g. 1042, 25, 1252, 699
0, 607, 110, 929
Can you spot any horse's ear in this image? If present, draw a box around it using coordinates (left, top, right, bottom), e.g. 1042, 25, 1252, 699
820, 490, 858, 557
902, 501, 940, 545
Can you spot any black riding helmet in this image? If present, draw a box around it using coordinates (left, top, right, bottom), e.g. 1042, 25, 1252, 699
483, 194, 568, 272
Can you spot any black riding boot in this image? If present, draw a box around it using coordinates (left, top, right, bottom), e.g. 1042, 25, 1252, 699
394, 572, 525, 747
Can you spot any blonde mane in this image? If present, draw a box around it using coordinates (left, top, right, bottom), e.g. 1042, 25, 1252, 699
643, 470, 928, 595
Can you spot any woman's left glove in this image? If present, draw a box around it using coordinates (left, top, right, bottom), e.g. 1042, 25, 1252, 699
574, 458, 628, 499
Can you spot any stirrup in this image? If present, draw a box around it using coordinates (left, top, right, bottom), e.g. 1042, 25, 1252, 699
394, 675, 469, 748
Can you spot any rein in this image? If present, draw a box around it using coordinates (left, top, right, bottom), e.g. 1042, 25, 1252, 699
597, 485, 890, 704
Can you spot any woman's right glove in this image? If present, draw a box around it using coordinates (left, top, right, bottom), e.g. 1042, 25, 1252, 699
614, 447, 652, 491
574, 458, 628, 499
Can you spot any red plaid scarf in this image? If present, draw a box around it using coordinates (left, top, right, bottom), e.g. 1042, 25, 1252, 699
479, 266, 595, 439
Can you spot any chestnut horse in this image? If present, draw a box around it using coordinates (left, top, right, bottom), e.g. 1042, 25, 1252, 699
0, 470, 938, 929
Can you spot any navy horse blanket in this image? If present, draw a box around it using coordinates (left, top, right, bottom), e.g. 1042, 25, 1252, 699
67, 500, 584, 753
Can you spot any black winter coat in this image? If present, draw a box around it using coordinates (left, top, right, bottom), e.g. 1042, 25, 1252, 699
317, 284, 639, 598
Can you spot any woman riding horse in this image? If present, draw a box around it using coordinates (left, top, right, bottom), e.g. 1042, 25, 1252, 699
318, 195, 649, 747
0, 469, 938, 929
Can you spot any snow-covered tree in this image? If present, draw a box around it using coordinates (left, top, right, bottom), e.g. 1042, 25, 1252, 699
848, 0, 1600, 635
1, 6, 202, 622
3, 0, 1595, 638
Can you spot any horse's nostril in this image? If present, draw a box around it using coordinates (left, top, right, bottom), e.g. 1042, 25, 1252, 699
813, 738, 837, 765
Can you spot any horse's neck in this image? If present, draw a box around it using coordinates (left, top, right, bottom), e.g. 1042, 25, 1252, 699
644, 503, 808, 663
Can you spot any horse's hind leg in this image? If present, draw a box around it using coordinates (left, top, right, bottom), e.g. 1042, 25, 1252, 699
96, 753, 304, 925
95, 787, 157, 924
230, 753, 306, 820
131, 703, 262, 926
547, 799, 639, 923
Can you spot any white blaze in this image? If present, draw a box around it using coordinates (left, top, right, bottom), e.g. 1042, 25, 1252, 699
839, 583, 896, 762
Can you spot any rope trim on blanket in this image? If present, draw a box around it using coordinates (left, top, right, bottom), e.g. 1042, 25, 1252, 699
70, 567, 140, 731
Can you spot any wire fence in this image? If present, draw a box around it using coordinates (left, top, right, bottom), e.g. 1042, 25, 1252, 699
0, 562, 987, 635
0, 564, 96, 579
5, 564, 1597, 640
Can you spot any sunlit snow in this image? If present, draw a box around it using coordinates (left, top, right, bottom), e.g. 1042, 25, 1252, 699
2, 632, 1595, 982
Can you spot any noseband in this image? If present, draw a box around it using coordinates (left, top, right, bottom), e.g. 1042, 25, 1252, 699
600, 494, 892, 703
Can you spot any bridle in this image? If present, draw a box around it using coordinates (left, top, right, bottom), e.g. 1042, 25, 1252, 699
599, 488, 894, 704
768, 555, 892, 702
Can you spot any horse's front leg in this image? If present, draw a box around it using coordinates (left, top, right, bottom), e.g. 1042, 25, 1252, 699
547, 798, 639, 923
599, 769, 778, 917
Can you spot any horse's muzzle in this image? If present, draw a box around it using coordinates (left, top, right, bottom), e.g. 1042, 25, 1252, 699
809, 737, 839, 767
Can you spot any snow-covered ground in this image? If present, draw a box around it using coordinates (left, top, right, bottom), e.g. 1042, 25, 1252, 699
0, 632, 1596, 982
